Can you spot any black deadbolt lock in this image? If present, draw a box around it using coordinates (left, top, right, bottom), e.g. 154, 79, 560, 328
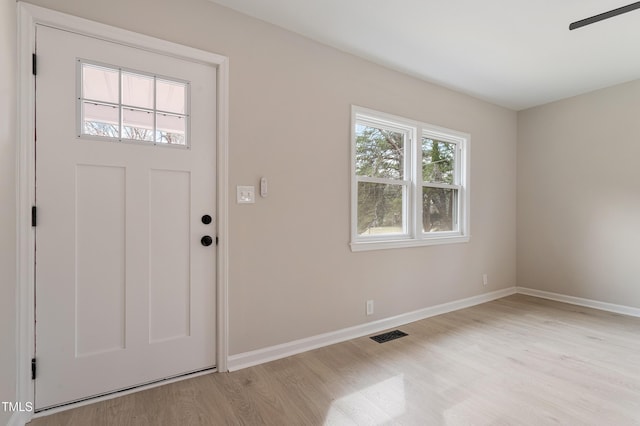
201, 235, 213, 246
201, 214, 212, 225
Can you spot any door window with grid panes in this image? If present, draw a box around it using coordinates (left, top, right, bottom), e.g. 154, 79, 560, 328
79, 60, 189, 147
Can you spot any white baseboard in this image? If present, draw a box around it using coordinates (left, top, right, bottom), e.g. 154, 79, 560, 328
16, 286, 639, 422
228, 287, 517, 371
516, 287, 640, 318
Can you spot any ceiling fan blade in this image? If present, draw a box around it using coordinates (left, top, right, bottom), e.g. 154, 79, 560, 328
569, 1, 640, 30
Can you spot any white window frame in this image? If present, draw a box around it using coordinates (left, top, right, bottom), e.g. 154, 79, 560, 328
351, 106, 470, 251
77, 59, 191, 148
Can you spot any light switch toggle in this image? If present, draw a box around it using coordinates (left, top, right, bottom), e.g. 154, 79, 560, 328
237, 186, 255, 204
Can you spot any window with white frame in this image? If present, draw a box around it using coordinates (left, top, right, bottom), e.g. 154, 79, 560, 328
351, 106, 470, 251
78, 60, 189, 147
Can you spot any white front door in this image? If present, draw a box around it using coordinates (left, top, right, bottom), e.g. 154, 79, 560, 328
34, 24, 217, 410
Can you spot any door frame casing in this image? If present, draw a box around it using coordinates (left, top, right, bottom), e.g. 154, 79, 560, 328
16, 2, 229, 418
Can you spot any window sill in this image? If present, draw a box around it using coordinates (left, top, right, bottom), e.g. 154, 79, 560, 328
350, 235, 470, 252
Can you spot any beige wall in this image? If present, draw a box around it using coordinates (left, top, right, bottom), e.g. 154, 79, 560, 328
518, 80, 640, 307
21, 0, 517, 355
1, 0, 17, 423
5, 0, 638, 416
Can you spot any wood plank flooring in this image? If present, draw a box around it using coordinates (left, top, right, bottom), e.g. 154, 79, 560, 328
29, 294, 640, 425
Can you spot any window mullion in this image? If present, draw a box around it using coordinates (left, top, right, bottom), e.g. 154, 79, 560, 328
455, 144, 462, 186
410, 128, 419, 239
458, 143, 466, 234
153, 75, 157, 143
403, 130, 411, 237
118, 68, 123, 140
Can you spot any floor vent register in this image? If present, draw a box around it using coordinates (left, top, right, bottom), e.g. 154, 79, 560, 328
370, 330, 408, 343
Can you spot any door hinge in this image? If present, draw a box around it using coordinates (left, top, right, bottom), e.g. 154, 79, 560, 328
216, 236, 219, 246
32, 54, 37, 76
32, 206, 37, 227
31, 358, 36, 380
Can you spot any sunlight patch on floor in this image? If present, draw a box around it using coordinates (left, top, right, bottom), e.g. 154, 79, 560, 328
324, 375, 406, 425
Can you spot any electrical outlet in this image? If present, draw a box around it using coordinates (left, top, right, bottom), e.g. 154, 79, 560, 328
482, 274, 488, 286
366, 300, 374, 316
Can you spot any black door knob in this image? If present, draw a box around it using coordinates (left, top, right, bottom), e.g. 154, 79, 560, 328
201, 236, 213, 246
201, 214, 212, 225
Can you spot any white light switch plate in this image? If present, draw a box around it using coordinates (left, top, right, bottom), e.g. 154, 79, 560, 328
237, 186, 255, 204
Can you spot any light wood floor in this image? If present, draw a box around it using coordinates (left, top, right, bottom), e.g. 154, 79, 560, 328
29, 294, 640, 425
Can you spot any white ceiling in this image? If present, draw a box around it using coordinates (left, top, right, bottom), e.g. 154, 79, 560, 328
208, 0, 640, 110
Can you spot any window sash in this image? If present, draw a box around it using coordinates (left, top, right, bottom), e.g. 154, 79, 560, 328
421, 133, 461, 187
353, 112, 414, 242
420, 184, 460, 235
356, 179, 410, 239
354, 119, 411, 182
